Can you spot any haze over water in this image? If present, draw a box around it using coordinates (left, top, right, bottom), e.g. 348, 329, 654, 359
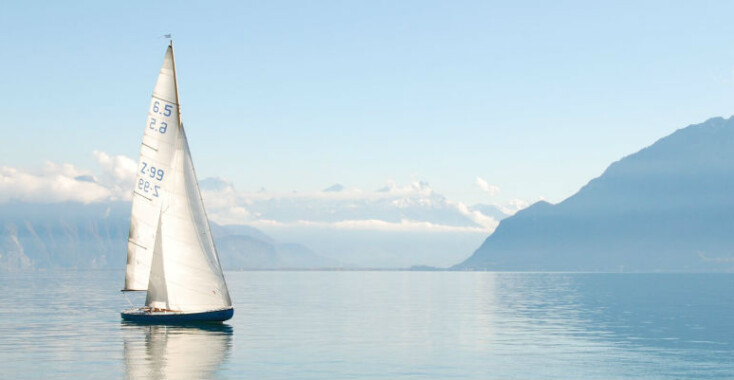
1, 270, 732, 379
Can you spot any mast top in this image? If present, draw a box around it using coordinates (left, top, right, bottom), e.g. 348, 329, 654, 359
167, 39, 183, 128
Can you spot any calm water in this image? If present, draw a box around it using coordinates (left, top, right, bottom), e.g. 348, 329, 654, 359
0, 271, 733, 379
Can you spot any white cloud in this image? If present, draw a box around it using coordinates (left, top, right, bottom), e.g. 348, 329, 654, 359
246, 218, 490, 233
0, 164, 111, 204
455, 201, 500, 230
494, 198, 533, 216
0, 152, 520, 234
200, 178, 501, 233
239, 180, 434, 202
0, 150, 139, 204
199, 179, 253, 225
93, 150, 137, 200
476, 177, 500, 196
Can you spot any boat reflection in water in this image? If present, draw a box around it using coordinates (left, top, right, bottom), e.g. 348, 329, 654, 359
122, 323, 232, 379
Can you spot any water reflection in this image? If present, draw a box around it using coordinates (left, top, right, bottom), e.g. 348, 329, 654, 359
486, 273, 734, 378
568, 274, 734, 347
122, 323, 232, 380
495, 273, 734, 349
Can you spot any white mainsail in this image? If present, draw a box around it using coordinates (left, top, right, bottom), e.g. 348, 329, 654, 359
125, 45, 181, 290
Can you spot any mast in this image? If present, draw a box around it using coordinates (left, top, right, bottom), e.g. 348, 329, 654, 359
169, 40, 183, 131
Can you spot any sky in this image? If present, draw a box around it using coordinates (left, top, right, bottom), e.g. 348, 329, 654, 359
3, 1, 734, 209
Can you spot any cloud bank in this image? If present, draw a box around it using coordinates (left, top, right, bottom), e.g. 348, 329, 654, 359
1, 151, 532, 234
199, 179, 506, 233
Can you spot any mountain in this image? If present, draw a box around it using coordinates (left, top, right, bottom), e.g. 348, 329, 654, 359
266, 226, 488, 268
0, 201, 129, 270
322, 184, 345, 192
211, 224, 338, 269
456, 116, 734, 272
0, 202, 334, 271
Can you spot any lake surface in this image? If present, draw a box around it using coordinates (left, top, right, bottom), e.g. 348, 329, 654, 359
0, 271, 732, 379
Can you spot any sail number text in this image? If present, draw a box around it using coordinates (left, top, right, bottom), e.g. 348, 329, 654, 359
149, 118, 168, 134
149, 101, 174, 134
140, 162, 165, 180
138, 179, 160, 197
152, 101, 173, 117
137, 161, 165, 197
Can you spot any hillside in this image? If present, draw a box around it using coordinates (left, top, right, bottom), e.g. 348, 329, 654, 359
456, 117, 734, 272
0, 202, 334, 271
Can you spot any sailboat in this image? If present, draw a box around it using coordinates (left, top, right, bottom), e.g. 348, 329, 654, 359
121, 41, 233, 323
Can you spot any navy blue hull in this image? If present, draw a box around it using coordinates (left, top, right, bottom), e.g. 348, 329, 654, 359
121, 307, 234, 324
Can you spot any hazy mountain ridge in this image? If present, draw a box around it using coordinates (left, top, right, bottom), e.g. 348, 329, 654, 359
210, 223, 338, 269
0, 202, 333, 271
0, 184, 510, 270
1, 151, 513, 268
198, 181, 509, 268
456, 117, 734, 272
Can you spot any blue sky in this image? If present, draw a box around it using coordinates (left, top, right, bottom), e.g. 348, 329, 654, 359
3, 0, 734, 207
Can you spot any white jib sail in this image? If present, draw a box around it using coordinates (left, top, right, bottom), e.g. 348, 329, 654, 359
145, 127, 232, 312
124, 46, 181, 290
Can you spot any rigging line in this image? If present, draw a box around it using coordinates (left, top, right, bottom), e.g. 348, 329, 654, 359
134, 191, 153, 201
123, 292, 135, 307
141, 142, 158, 152
151, 94, 178, 105
127, 239, 147, 250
